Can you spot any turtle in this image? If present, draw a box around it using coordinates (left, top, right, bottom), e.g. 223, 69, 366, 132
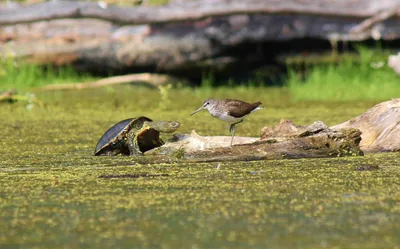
94, 116, 180, 156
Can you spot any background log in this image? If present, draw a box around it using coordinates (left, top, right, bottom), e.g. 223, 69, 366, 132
1, 0, 400, 25
1, 0, 400, 77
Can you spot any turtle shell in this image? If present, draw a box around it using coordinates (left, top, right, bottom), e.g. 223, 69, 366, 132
94, 116, 152, 156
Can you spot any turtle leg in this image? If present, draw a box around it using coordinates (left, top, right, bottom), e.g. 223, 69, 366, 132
229, 119, 243, 147
127, 133, 143, 156
105, 151, 116, 156
94, 151, 115, 156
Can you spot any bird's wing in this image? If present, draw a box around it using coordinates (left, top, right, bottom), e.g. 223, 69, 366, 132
225, 99, 261, 118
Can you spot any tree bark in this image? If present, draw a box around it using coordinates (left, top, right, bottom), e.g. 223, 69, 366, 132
1, 0, 399, 25
1, 0, 400, 74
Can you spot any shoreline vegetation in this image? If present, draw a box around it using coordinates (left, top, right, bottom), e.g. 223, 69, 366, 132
287, 47, 400, 101
1, 47, 399, 101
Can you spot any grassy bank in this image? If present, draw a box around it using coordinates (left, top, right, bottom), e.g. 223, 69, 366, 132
0, 59, 98, 90
286, 47, 400, 101
1, 47, 399, 101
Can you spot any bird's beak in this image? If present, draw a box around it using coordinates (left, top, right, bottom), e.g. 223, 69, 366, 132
190, 106, 204, 116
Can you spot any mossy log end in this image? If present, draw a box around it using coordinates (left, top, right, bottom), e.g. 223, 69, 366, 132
332, 98, 400, 152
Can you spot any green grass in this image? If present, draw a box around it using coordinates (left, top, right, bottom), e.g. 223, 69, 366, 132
287, 47, 400, 101
0, 59, 98, 90
1, 47, 400, 102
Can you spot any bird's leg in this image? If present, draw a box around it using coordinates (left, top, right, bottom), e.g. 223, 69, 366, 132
229, 120, 243, 147
229, 120, 243, 133
229, 125, 235, 147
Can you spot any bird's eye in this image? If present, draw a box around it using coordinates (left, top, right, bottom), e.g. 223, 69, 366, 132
204, 102, 209, 106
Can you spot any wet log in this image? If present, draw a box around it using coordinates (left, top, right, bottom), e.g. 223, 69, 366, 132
145, 98, 400, 162
147, 121, 364, 162
1, 0, 400, 75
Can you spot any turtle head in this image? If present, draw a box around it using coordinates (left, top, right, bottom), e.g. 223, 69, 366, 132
130, 118, 180, 154
142, 120, 180, 133
135, 120, 180, 153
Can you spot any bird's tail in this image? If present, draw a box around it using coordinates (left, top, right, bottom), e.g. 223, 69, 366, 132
251, 102, 263, 112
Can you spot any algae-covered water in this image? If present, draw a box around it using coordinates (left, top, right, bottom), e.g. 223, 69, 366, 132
1, 86, 399, 249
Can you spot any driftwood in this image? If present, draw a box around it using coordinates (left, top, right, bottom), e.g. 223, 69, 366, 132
147, 121, 363, 162
1, 0, 400, 75
33, 73, 173, 92
143, 98, 399, 162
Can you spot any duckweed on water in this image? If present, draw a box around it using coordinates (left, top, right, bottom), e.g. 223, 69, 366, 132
0, 86, 399, 249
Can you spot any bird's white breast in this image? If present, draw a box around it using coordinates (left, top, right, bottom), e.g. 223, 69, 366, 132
212, 111, 244, 123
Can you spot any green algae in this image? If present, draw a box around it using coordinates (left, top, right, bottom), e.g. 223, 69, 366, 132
0, 86, 399, 249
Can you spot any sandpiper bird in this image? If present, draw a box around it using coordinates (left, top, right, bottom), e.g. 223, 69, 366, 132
190, 98, 262, 147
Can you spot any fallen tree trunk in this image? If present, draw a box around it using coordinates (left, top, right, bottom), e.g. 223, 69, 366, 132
1, 0, 400, 76
147, 121, 363, 162
1, 0, 400, 26
143, 98, 399, 163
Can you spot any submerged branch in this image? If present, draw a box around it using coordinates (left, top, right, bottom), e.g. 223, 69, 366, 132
33, 73, 174, 92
